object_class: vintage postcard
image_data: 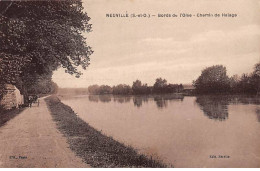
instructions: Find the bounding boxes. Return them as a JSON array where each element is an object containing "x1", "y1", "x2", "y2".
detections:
[{"x1": 0, "y1": 0, "x2": 260, "y2": 168}]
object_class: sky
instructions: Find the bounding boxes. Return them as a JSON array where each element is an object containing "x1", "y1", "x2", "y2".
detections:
[{"x1": 53, "y1": 0, "x2": 260, "y2": 88}]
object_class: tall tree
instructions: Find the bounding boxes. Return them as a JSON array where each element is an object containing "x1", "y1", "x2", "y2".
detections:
[
  {"x1": 252, "y1": 62, "x2": 260, "y2": 94},
  {"x1": 153, "y1": 78, "x2": 168, "y2": 93},
  {"x1": 193, "y1": 65, "x2": 230, "y2": 94},
  {"x1": 132, "y1": 80, "x2": 142, "y2": 94},
  {"x1": 254, "y1": 62, "x2": 260, "y2": 76},
  {"x1": 0, "y1": 0, "x2": 93, "y2": 95},
  {"x1": 132, "y1": 80, "x2": 151, "y2": 94}
]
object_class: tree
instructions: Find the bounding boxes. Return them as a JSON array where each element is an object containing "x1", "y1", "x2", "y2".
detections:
[
  {"x1": 88, "y1": 85, "x2": 112, "y2": 95},
  {"x1": 153, "y1": 78, "x2": 168, "y2": 93},
  {"x1": 88, "y1": 85, "x2": 100, "y2": 94},
  {"x1": 193, "y1": 65, "x2": 230, "y2": 94},
  {"x1": 232, "y1": 61, "x2": 260, "y2": 94},
  {"x1": 229, "y1": 75, "x2": 240, "y2": 93},
  {"x1": 0, "y1": 1, "x2": 93, "y2": 96},
  {"x1": 167, "y1": 84, "x2": 183, "y2": 93},
  {"x1": 26, "y1": 74, "x2": 58, "y2": 95},
  {"x1": 254, "y1": 62, "x2": 260, "y2": 76},
  {"x1": 112, "y1": 84, "x2": 132, "y2": 95},
  {"x1": 253, "y1": 62, "x2": 260, "y2": 94},
  {"x1": 132, "y1": 80, "x2": 151, "y2": 94},
  {"x1": 132, "y1": 80, "x2": 142, "y2": 94},
  {"x1": 99, "y1": 85, "x2": 112, "y2": 94}
]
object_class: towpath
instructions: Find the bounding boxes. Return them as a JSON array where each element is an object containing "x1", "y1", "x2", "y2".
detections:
[{"x1": 0, "y1": 96, "x2": 89, "y2": 168}]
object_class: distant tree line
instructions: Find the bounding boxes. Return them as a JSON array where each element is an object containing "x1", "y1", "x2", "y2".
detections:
[
  {"x1": 88, "y1": 61, "x2": 260, "y2": 96},
  {"x1": 193, "y1": 62, "x2": 260, "y2": 95},
  {"x1": 58, "y1": 88, "x2": 88, "y2": 95},
  {"x1": 88, "y1": 78, "x2": 184, "y2": 95}
]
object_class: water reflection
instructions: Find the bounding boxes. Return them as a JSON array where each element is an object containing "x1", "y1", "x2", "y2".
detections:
[
  {"x1": 89, "y1": 95, "x2": 131, "y2": 104},
  {"x1": 229, "y1": 96, "x2": 260, "y2": 105},
  {"x1": 195, "y1": 95, "x2": 260, "y2": 121},
  {"x1": 114, "y1": 96, "x2": 131, "y2": 103},
  {"x1": 195, "y1": 96, "x2": 229, "y2": 121},
  {"x1": 256, "y1": 107, "x2": 260, "y2": 122},
  {"x1": 88, "y1": 95, "x2": 112, "y2": 102},
  {"x1": 133, "y1": 96, "x2": 149, "y2": 107},
  {"x1": 88, "y1": 94, "x2": 184, "y2": 109},
  {"x1": 132, "y1": 94, "x2": 184, "y2": 108},
  {"x1": 229, "y1": 96, "x2": 260, "y2": 123},
  {"x1": 87, "y1": 94, "x2": 260, "y2": 122},
  {"x1": 88, "y1": 95, "x2": 99, "y2": 102},
  {"x1": 154, "y1": 96, "x2": 168, "y2": 109},
  {"x1": 154, "y1": 94, "x2": 184, "y2": 109},
  {"x1": 99, "y1": 95, "x2": 112, "y2": 103},
  {"x1": 63, "y1": 94, "x2": 260, "y2": 167}
]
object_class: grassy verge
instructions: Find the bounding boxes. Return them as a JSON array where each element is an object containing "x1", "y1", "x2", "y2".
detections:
[
  {"x1": 0, "y1": 107, "x2": 25, "y2": 127},
  {"x1": 45, "y1": 95, "x2": 167, "y2": 168}
]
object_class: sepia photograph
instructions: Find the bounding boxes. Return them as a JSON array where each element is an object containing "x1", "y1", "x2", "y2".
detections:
[{"x1": 0, "y1": 0, "x2": 260, "y2": 168}]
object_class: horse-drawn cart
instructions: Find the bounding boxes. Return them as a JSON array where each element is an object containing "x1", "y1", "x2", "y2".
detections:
[{"x1": 28, "y1": 95, "x2": 39, "y2": 107}]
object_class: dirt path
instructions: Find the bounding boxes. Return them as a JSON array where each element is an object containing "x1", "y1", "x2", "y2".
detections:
[{"x1": 0, "y1": 97, "x2": 90, "y2": 168}]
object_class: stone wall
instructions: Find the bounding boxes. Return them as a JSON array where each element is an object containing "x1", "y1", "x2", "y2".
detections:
[{"x1": 0, "y1": 84, "x2": 24, "y2": 110}]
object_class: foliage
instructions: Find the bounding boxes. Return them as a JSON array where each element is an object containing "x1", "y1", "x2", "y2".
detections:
[
  {"x1": 88, "y1": 84, "x2": 133, "y2": 95},
  {"x1": 88, "y1": 78, "x2": 183, "y2": 95},
  {"x1": 254, "y1": 62, "x2": 260, "y2": 76},
  {"x1": 112, "y1": 84, "x2": 132, "y2": 95},
  {"x1": 193, "y1": 62, "x2": 260, "y2": 95},
  {"x1": 153, "y1": 78, "x2": 168, "y2": 93},
  {"x1": 193, "y1": 65, "x2": 230, "y2": 94},
  {"x1": 88, "y1": 85, "x2": 100, "y2": 94},
  {"x1": 88, "y1": 85, "x2": 112, "y2": 95},
  {"x1": 0, "y1": 0, "x2": 93, "y2": 97},
  {"x1": 167, "y1": 84, "x2": 184, "y2": 93},
  {"x1": 132, "y1": 80, "x2": 151, "y2": 94},
  {"x1": 26, "y1": 75, "x2": 59, "y2": 95},
  {"x1": 99, "y1": 85, "x2": 112, "y2": 94}
]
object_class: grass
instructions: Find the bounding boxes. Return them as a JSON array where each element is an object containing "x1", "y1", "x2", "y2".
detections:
[
  {"x1": 0, "y1": 106, "x2": 25, "y2": 127},
  {"x1": 45, "y1": 95, "x2": 167, "y2": 168}
]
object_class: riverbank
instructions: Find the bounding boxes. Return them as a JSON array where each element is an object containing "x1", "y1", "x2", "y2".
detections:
[
  {"x1": 0, "y1": 97, "x2": 88, "y2": 167},
  {"x1": 45, "y1": 95, "x2": 167, "y2": 168}
]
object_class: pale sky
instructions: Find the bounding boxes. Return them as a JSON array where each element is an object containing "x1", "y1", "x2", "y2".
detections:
[{"x1": 53, "y1": 0, "x2": 260, "y2": 88}]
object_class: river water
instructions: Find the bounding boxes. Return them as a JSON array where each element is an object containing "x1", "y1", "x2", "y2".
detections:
[{"x1": 61, "y1": 94, "x2": 260, "y2": 167}]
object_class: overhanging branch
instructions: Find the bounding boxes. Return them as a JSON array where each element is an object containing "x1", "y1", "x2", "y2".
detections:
[{"x1": 1, "y1": 1, "x2": 13, "y2": 15}]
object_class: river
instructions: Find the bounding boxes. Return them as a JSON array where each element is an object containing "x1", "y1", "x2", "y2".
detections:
[{"x1": 60, "y1": 94, "x2": 260, "y2": 167}]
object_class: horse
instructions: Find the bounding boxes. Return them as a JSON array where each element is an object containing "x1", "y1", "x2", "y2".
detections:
[{"x1": 28, "y1": 95, "x2": 39, "y2": 107}]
